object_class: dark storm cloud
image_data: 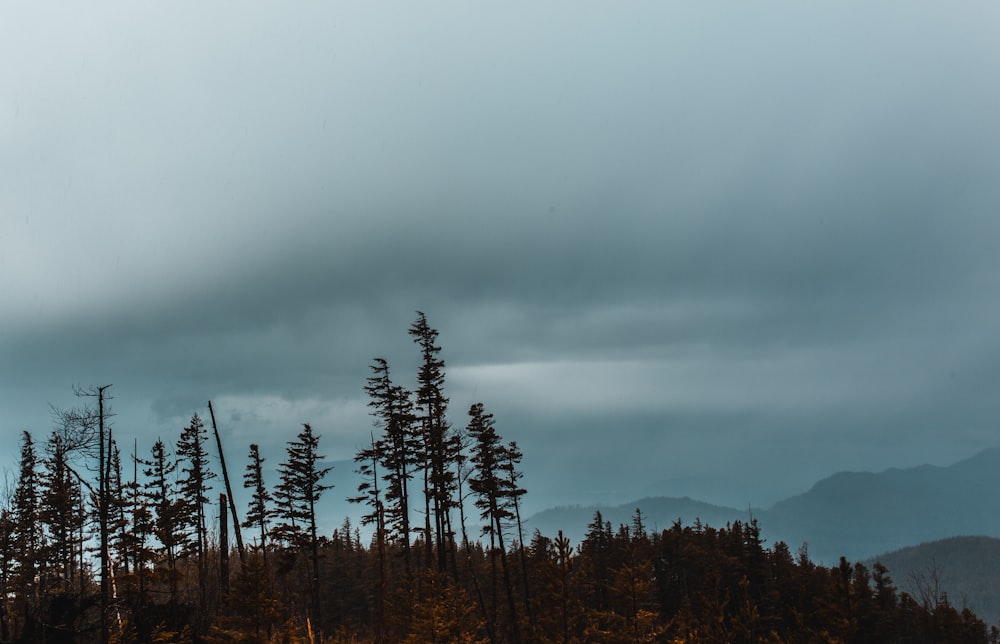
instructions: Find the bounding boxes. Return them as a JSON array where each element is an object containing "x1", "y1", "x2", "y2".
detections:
[{"x1": 3, "y1": 2, "x2": 1000, "y2": 512}]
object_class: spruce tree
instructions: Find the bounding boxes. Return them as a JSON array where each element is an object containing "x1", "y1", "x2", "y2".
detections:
[
  {"x1": 242, "y1": 443, "x2": 272, "y2": 563},
  {"x1": 276, "y1": 423, "x2": 333, "y2": 634},
  {"x1": 467, "y1": 402, "x2": 521, "y2": 642},
  {"x1": 121, "y1": 441, "x2": 155, "y2": 612},
  {"x1": 176, "y1": 413, "x2": 216, "y2": 607},
  {"x1": 143, "y1": 438, "x2": 185, "y2": 609},
  {"x1": 363, "y1": 358, "x2": 419, "y2": 573},
  {"x1": 0, "y1": 500, "x2": 14, "y2": 642},
  {"x1": 39, "y1": 432, "x2": 85, "y2": 594},
  {"x1": 409, "y1": 312, "x2": 459, "y2": 572},
  {"x1": 349, "y1": 432, "x2": 387, "y2": 639},
  {"x1": 11, "y1": 432, "x2": 41, "y2": 627}
]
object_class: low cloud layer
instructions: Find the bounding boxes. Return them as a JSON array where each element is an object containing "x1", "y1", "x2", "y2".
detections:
[{"x1": 3, "y1": 2, "x2": 1000, "y2": 515}]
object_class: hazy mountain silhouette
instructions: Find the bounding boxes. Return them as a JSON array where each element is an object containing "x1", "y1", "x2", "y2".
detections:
[
  {"x1": 869, "y1": 536, "x2": 1000, "y2": 628},
  {"x1": 526, "y1": 448, "x2": 1000, "y2": 565},
  {"x1": 763, "y1": 448, "x2": 1000, "y2": 562},
  {"x1": 525, "y1": 496, "x2": 749, "y2": 544}
]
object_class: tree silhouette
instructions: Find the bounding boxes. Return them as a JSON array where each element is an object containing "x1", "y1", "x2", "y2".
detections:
[
  {"x1": 276, "y1": 423, "x2": 332, "y2": 635},
  {"x1": 467, "y1": 402, "x2": 521, "y2": 642},
  {"x1": 242, "y1": 443, "x2": 272, "y2": 565},
  {"x1": 409, "y1": 312, "x2": 459, "y2": 573},
  {"x1": 176, "y1": 413, "x2": 216, "y2": 610}
]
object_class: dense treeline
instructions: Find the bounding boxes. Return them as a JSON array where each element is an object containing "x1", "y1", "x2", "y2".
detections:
[{"x1": 1, "y1": 313, "x2": 996, "y2": 643}]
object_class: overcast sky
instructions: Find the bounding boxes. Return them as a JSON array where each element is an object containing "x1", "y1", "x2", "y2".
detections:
[{"x1": 3, "y1": 2, "x2": 1000, "y2": 518}]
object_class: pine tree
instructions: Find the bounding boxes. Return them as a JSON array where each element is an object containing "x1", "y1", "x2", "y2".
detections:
[
  {"x1": 107, "y1": 441, "x2": 130, "y2": 577},
  {"x1": 502, "y1": 441, "x2": 531, "y2": 627},
  {"x1": 467, "y1": 403, "x2": 521, "y2": 642},
  {"x1": 143, "y1": 439, "x2": 186, "y2": 609},
  {"x1": 276, "y1": 423, "x2": 333, "y2": 634},
  {"x1": 121, "y1": 441, "x2": 156, "y2": 614},
  {"x1": 0, "y1": 498, "x2": 14, "y2": 642},
  {"x1": 39, "y1": 432, "x2": 86, "y2": 594},
  {"x1": 176, "y1": 413, "x2": 216, "y2": 608},
  {"x1": 242, "y1": 443, "x2": 272, "y2": 563},
  {"x1": 363, "y1": 358, "x2": 420, "y2": 575},
  {"x1": 409, "y1": 312, "x2": 459, "y2": 573},
  {"x1": 11, "y1": 431, "x2": 42, "y2": 629}
]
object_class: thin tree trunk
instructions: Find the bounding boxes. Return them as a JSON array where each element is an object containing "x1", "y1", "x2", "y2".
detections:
[
  {"x1": 209, "y1": 401, "x2": 246, "y2": 565},
  {"x1": 494, "y1": 514, "x2": 521, "y2": 643},
  {"x1": 309, "y1": 493, "x2": 322, "y2": 637},
  {"x1": 458, "y1": 478, "x2": 496, "y2": 644},
  {"x1": 512, "y1": 491, "x2": 532, "y2": 625},
  {"x1": 98, "y1": 385, "x2": 110, "y2": 644},
  {"x1": 220, "y1": 494, "x2": 229, "y2": 595}
]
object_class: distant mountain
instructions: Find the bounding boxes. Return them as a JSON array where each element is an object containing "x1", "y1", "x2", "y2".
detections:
[
  {"x1": 761, "y1": 448, "x2": 1000, "y2": 563},
  {"x1": 525, "y1": 448, "x2": 1000, "y2": 566},
  {"x1": 525, "y1": 496, "x2": 750, "y2": 547},
  {"x1": 868, "y1": 536, "x2": 1000, "y2": 628}
]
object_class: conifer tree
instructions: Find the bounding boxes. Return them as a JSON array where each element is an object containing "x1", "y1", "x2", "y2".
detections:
[
  {"x1": 467, "y1": 402, "x2": 521, "y2": 642},
  {"x1": 143, "y1": 438, "x2": 185, "y2": 608},
  {"x1": 11, "y1": 432, "x2": 41, "y2": 624},
  {"x1": 242, "y1": 443, "x2": 272, "y2": 563},
  {"x1": 107, "y1": 441, "x2": 130, "y2": 577},
  {"x1": 409, "y1": 312, "x2": 459, "y2": 572},
  {"x1": 39, "y1": 432, "x2": 86, "y2": 594},
  {"x1": 176, "y1": 413, "x2": 216, "y2": 606},
  {"x1": 121, "y1": 441, "x2": 156, "y2": 612},
  {"x1": 276, "y1": 423, "x2": 333, "y2": 634},
  {"x1": 350, "y1": 432, "x2": 388, "y2": 640},
  {"x1": 502, "y1": 440, "x2": 531, "y2": 626},
  {"x1": 0, "y1": 498, "x2": 14, "y2": 642},
  {"x1": 363, "y1": 358, "x2": 419, "y2": 573}
]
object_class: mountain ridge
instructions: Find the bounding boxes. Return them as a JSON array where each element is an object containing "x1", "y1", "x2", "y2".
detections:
[
  {"x1": 526, "y1": 447, "x2": 1000, "y2": 564},
  {"x1": 867, "y1": 535, "x2": 1000, "y2": 627}
]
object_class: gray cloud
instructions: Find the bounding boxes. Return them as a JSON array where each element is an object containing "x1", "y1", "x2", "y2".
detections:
[{"x1": 3, "y1": 2, "x2": 1000, "y2": 517}]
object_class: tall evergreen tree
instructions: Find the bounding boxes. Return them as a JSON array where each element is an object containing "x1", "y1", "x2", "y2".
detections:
[
  {"x1": 121, "y1": 441, "x2": 155, "y2": 613},
  {"x1": 0, "y1": 498, "x2": 14, "y2": 642},
  {"x1": 39, "y1": 432, "x2": 86, "y2": 594},
  {"x1": 242, "y1": 443, "x2": 272, "y2": 563},
  {"x1": 364, "y1": 358, "x2": 419, "y2": 574},
  {"x1": 276, "y1": 423, "x2": 333, "y2": 634},
  {"x1": 176, "y1": 413, "x2": 216, "y2": 606},
  {"x1": 11, "y1": 432, "x2": 42, "y2": 625},
  {"x1": 503, "y1": 440, "x2": 531, "y2": 626},
  {"x1": 349, "y1": 432, "x2": 387, "y2": 640},
  {"x1": 467, "y1": 402, "x2": 521, "y2": 642},
  {"x1": 409, "y1": 312, "x2": 459, "y2": 572},
  {"x1": 143, "y1": 438, "x2": 185, "y2": 608},
  {"x1": 107, "y1": 441, "x2": 130, "y2": 577}
]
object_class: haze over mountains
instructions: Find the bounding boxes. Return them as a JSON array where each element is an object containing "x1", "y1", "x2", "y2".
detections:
[
  {"x1": 524, "y1": 448, "x2": 1000, "y2": 565},
  {"x1": 868, "y1": 536, "x2": 1000, "y2": 629}
]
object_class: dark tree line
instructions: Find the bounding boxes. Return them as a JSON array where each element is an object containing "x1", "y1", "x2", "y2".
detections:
[{"x1": 2, "y1": 312, "x2": 997, "y2": 643}]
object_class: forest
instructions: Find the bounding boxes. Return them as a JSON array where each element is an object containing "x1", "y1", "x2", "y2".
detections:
[{"x1": 1, "y1": 313, "x2": 996, "y2": 643}]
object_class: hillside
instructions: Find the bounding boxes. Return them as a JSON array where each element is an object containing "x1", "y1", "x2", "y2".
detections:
[
  {"x1": 762, "y1": 448, "x2": 1000, "y2": 562},
  {"x1": 870, "y1": 536, "x2": 1000, "y2": 628},
  {"x1": 525, "y1": 448, "x2": 1000, "y2": 565}
]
